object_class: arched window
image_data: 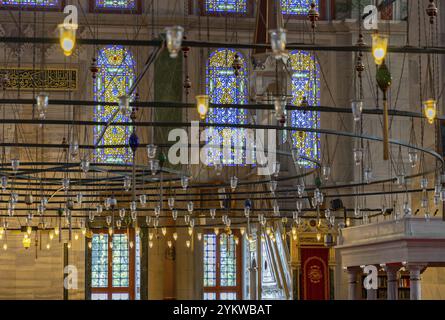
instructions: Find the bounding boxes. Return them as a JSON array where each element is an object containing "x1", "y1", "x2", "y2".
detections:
[
  {"x1": 206, "y1": 48, "x2": 248, "y2": 165},
  {"x1": 94, "y1": 45, "x2": 135, "y2": 164},
  {"x1": 1, "y1": 0, "x2": 62, "y2": 9},
  {"x1": 204, "y1": 0, "x2": 247, "y2": 14},
  {"x1": 289, "y1": 50, "x2": 320, "y2": 168},
  {"x1": 281, "y1": 0, "x2": 319, "y2": 15}
]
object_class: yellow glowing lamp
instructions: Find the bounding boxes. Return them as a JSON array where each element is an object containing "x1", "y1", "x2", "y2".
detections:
[
  {"x1": 316, "y1": 233, "x2": 322, "y2": 242},
  {"x1": 196, "y1": 95, "x2": 209, "y2": 120},
  {"x1": 188, "y1": 227, "x2": 193, "y2": 236},
  {"x1": 3, "y1": 243, "x2": 7, "y2": 250},
  {"x1": 26, "y1": 226, "x2": 32, "y2": 235},
  {"x1": 186, "y1": 240, "x2": 191, "y2": 248},
  {"x1": 372, "y1": 33, "x2": 388, "y2": 65},
  {"x1": 22, "y1": 235, "x2": 31, "y2": 249},
  {"x1": 423, "y1": 99, "x2": 437, "y2": 124},
  {"x1": 197, "y1": 233, "x2": 202, "y2": 241},
  {"x1": 240, "y1": 227, "x2": 245, "y2": 236},
  {"x1": 54, "y1": 227, "x2": 60, "y2": 236},
  {"x1": 173, "y1": 232, "x2": 178, "y2": 241},
  {"x1": 214, "y1": 228, "x2": 219, "y2": 236},
  {"x1": 167, "y1": 240, "x2": 172, "y2": 248},
  {"x1": 149, "y1": 241, "x2": 154, "y2": 248},
  {"x1": 162, "y1": 227, "x2": 167, "y2": 236},
  {"x1": 58, "y1": 23, "x2": 78, "y2": 57}
]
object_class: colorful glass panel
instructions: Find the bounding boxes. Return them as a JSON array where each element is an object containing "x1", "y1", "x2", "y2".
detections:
[
  {"x1": 281, "y1": 0, "x2": 318, "y2": 15},
  {"x1": 94, "y1": 46, "x2": 135, "y2": 164},
  {"x1": 112, "y1": 234, "x2": 129, "y2": 287},
  {"x1": 219, "y1": 234, "x2": 236, "y2": 287},
  {"x1": 289, "y1": 50, "x2": 320, "y2": 168},
  {"x1": 205, "y1": 0, "x2": 247, "y2": 14},
  {"x1": 1, "y1": 0, "x2": 61, "y2": 7},
  {"x1": 94, "y1": 0, "x2": 136, "y2": 10},
  {"x1": 91, "y1": 234, "x2": 109, "y2": 288},
  {"x1": 204, "y1": 234, "x2": 217, "y2": 287},
  {"x1": 206, "y1": 49, "x2": 248, "y2": 165}
]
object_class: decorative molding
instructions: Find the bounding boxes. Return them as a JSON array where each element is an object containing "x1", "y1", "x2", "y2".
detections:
[{"x1": 0, "y1": 67, "x2": 77, "y2": 91}]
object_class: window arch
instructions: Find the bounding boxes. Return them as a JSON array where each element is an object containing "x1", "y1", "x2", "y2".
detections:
[
  {"x1": 206, "y1": 48, "x2": 248, "y2": 165},
  {"x1": 94, "y1": 45, "x2": 135, "y2": 164},
  {"x1": 281, "y1": 0, "x2": 319, "y2": 16},
  {"x1": 289, "y1": 50, "x2": 320, "y2": 168}
]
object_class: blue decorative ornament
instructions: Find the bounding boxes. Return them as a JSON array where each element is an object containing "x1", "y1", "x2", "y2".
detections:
[{"x1": 129, "y1": 132, "x2": 139, "y2": 153}]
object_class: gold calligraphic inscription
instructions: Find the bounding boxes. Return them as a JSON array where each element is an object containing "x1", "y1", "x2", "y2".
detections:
[
  {"x1": 308, "y1": 265, "x2": 323, "y2": 284},
  {"x1": 0, "y1": 67, "x2": 77, "y2": 91}
]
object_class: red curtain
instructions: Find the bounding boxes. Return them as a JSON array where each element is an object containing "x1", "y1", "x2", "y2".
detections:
[{"x1": 301, "y1": 247, "x2": 330, "y2": 300}]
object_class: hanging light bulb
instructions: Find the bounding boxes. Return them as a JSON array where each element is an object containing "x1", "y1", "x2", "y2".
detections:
[
  {"x1": 130, "y1": 200, "x2": 137, "y2": 213},
  {"x1": 351, "y1": 100, "x2": 363, "y2": 122},
  {"x1": 62, "y1": 178, "x2": 70, "y2": 192},
  {"x1": 364, "y1": 168, "x2": 373, "y2": 184},
  {"x1": 172, "y1": 209, "x2": 178, "y2": 220},
  {"x1": 297, "y1": 184, "x2": 305, "y2": 198},
  {"x1": 149, "y1": 241, "x2": 154, "y2": 248},
  {"x1": 149, "y1": 160, "x2": 160, "y2": 174},
  {"x1": 74, "y1": 233, "x2": 79, "y2": 241},
  {"x1": 118, "y1": 95, "x2": 131, "y2": 117},
  {"x1": 423, "y1": 99, "x2": 437, "y2": 124},
  {"x1": 272, "y1": 162, "x2": 281, "y2": 177},
  {"x1": 96, "y1": 204, "x2": 103, "y2": 215},
  {"x1": 36, "y1": 92, "x2": 49, "y2": 119},
  {"x1": 146, "y1": 144, "x2": 157, "y2": 159},
  {"x1": 210, "y1": 208, "x2": 216, "y2": 219},
  {"x1": 106, "y1": 215, "x2": 112, "y2": 225},
  {"x1": 214, "y1": 228, "x2": 219, "y2": 236},
  {"x1": 167, "y1": 240, "x2": 172, "y2": 249},
  {"x1": 58, "y1": 22, "x2": 78, "y2": 56},
  {"x1": 186, "y1": 240, "x2": 191, "y2": 248},
  {"x1": 165, "y1": 26, "x2": 184, "y2": 58},
  {"x1": 2, "y1": 243, "x2": 7, "y2": 250},
  {"x1": 168, "y1": 197, "x2": 175, "y2": 209},
  {"x1": 188, "y1": 227, "x2": 193, "y2": 236},
  {"x1": 76, "y1": 193, "x2": 83, "y2": 205},
  {"x1": 371, "y1": 32, "x2": 388, "y2": 65},
  {"x1": 184, "y1": 214, "x2": 190, "y2": 225},
  {"x1": 187, "y1": 201, "x2": 194, "y2": 213},
  {"x1": 162, "y1": 227, "x2": 167, "y2": 236},
  {"x1": 420, "y1": 177, "x2": 428, "y2": 190},
  {"x1": 322, "y1": 165, "x2": 331, "y2": 181},
  {"x1": 108, "y1": 226, "x2": 113, "y2": 236},
  {"x1": 139, "y1": 194, "x2": 147, "y2": 206},
  {"x1": 421, "y1": 197, "x2": 428, "y2": 208},
  {"x1": 197, "y1": 233, "x2": 202, "y2": 241},
  {"x1": 154, "y1": 205, "x2": 161, "y2": 217},
  {"x1": 69, "y1": 138, "x2": 79, "y2": 159},
  {"x1": 81, "y1": 227, "x2": 86, "y2": 236},
  {"x1": 173, "y1": 232, "x2": 178, "y2": 241},
  {"x1": 181, "y1": 176, "x2": 189, "y2": 190},
  {"x1": 54, "y1": 226, "x2": 60, "y2": 236},
  {"x1": 11, "y1": 159, "x2": 19, "y2": 173},
  {"x1": 230, "y1": 176, "x2": 238, "y2": 190},
  {"x1": 131, "y1": 211, "x2": 137, "y2": 221},
  {"x1": 316, "y1": 233, "x2": 322, "y2": 242},
  {"x1": 196, "y1": 95, "x2": 209, "y2": 120},
  {"x1": 353, "y1": 148, "x2": 363, "y2": 166},
  {"x1": 80, "y1": 158, "x2": 90, "y2": 174},
  {"x1": 269, "y1": 28, "x2": 287, "y2": 59},
  {"x1": 1, "y1": 176, "x2": 7, "y2": 191},
  {"x1": 22, "y1": 235, "x2": 31, "y2": 249},
  {"x1": 269, "y1": 180, "x2": 278, "y2": 193},
  {"x1": 240, "y1": 227, "x2": 245, "y2": 236},
  {"x1": 145, "y1": 216, "x2": 151, "y2": 226},
  {"x1": 119, "y1": 208, "x2": 126, "y2": 220},
  {"x1": 408, "y1": 150, "x2": 418, "y2": 168},
  {"x1": 123, "y1": 176, "x2": 131, "y2": 192}
]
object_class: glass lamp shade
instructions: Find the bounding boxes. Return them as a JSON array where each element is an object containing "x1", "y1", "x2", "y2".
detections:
[
  {"x1": 364, "y1": 168, "x2": 373, "y2": 183},
  {"x1": 130, "y1": 201, "x2": 137, "y2": 213},
  {"x1": 123, "y1": 177, "x2": 131, "y2": 191},
  {"x1": 165, "y1": 26, "x2": 184, "y2": 58},
  {"x1": 230, "y1": 176, "x2": 239, "y2": 190},
  {"x1": 351, "y1": 100, "x2": 363, "y2": 122},
  {"x1": 80, "y1": 158, "x2": 90, "y2": 173},
  {"x1": 11, "y1": 159, "x2": 20, "y2": 173},
  {"x1": 353, "y1": 148, "x2": 363, "y2": 166},
  {"x1": 209, "y1": 208, "x2": 216, "y2": 219},
  {"x1": 297, "y1": 184, "x2": 305, "y2": 198},
  {"x1": 423, "y1": 99, "x2": 437, "y2": 124},
  {"x1": 196, "y1": 95, "x2": 209, "y2": 120},
  {"x1": 168, "y1": 197, "x2": 175, "y2": 209},
  {"x1": 139, "y1": 194, "x2": 147, "y2": 206},
  {"x1": 119, "y1": 208, "x2": 126, "y2": 219},
  {"x1": 273, "y1": 96, "x2": 286, "y2": 120},
  {"x1": 172, "y1": 209, "x2": 178, "y2": 221},
  {"x1": 269, "y1": 180, "x2": 278, "y2": 193},
  {"x1": 146, "y1": 144, "x2": 157, "y2": 159},
  {"x1": 181, "y1": 176, "x2": 189, "y2": 190},
  {"x1": 408, "y1": 150, "x2": 418, "y2": 167},
  {"x1": 119, "y1": 95, "x2": 131, "y2": 117},
  {"x1": 58, "y1": 23, "x2": 78, "y2": 56},
  {"x1": 371, "y1": 33, "x2": 388, "y2": 65},
  {"x1": 149, "y1": 160, "x2": 160, "y2": 174},
  {"x1": 420, "y1": 177, "x2": 428, "y2": 190},
  {"x1": 1, "y1": 176, "x2": 7, "y2": 191},
  {"x1": 69, "y1": 139, "x2": 79, "y2": 159},
  {"x1": 322, "y1": 165, "x2": 331, "y2": 180},
  {"x1": 62, "y1": 178, "x2": 70, "y2": 192},
  {"x1": 269, "y1": 28, "x2": 287, "y2": 59},
  {"x1": 187, "y1": 201, "x2": 194, "y2": 213},
  {"x1": 36, "y1": 92, "x2": 49, "y2": 118}
]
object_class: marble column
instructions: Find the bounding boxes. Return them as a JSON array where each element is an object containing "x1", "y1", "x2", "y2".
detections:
[
  {"x1": 346, "y1": 267, "x2": 361, "y2": 300},
  {"x1": 385, "y1": 265, "x2": 399, "y2": 300},
  {"x1": 407, "y1": 264, "x2": 426, "y2": 300}
]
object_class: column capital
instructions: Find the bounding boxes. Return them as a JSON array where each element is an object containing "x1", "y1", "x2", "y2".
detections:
[{"x1": 405, "y1": 263, "x2": 428, "y2": 273}]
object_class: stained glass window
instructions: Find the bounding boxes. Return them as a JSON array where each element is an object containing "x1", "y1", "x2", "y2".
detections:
[
  {"x1": 289, "y1": 50, "x2": 320, "y2": 168},
  {"x1": 205, "y1": 49, "x2": 248, "y2": 165},
  {"x1": 90, "y1": 231, "x2": 139, "y2": 300},
  {"x1": 203, "y1": 232, "x2": 240, "y2": 299},
  {"x1": 205, "y1": 0, "x2": 247, "y2": 14},
  {"x1": 1, "y1": 0, "x2": 61, "y2": 8},
  {"x1": 94, "y1": 0, "x2": 137, "y2": 10},
  {"x1": 92, "y1": 234, "x2": 109, "y2": 288},
  {"x1": 94, "y1": 46, "x2": 135, "y2": 164},
  {"x1": 281, "y1": 0, "x2": 319, "y2": 15}
]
